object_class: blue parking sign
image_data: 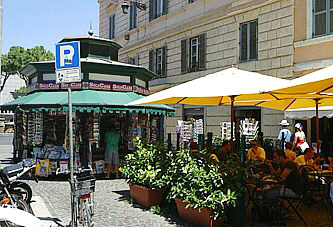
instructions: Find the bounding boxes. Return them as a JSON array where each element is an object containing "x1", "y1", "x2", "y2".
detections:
[{"x1": 55, "y1": 41, "x2": 80, "y2": 70}]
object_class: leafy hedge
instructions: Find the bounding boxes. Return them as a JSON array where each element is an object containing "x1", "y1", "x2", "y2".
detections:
[
  {"x1": 121, "y1": 139, "x2": 243, "y2": 219},
  {"x1": 120, "y1": 139, "x2": 169, "y2": 188},
  {"x1": 166, "y1": 149, "x2": 241, "y2": 219}
]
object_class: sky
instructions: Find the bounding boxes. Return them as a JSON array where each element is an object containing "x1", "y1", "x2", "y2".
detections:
[{"x1": 2, "y1": 0, "x2": 100, "y2": 54}]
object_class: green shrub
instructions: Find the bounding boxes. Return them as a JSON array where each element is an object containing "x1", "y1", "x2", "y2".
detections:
[
  {"x1": 120, "y1": 138, "x2": 169, "y2": 188},
  {"x1": 166, "y1": 149, "x2": 242, "y2": 219}
]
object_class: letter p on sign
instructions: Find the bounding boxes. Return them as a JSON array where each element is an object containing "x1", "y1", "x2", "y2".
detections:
[{"x1": 55, "y1": 41, "x2": 80, "y2": 70}]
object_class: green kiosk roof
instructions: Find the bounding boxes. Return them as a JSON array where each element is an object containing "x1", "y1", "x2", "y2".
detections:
[{"x1": 0, "y1": 90, "x2": 175, "y2": 115}]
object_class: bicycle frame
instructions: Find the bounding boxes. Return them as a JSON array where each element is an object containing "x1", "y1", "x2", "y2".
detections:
[{"x1": 57, "y1": 166, "x2": 95, "y2": 227}]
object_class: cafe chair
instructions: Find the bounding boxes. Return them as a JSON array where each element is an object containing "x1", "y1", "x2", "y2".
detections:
[
  {"x1": 251, "y1": 173, "x2": 286, "y2": 226},
  {"x1": 300, "y1": 165, "x2": 329, "y2": 212}
]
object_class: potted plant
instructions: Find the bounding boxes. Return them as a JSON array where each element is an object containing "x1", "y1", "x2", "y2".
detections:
[
  {"x1": 167, "y1": 149, "x2": 241, "y2": 227},
  {"x1": 121, "y1": 138, "x2": 169, "y2": 208}
]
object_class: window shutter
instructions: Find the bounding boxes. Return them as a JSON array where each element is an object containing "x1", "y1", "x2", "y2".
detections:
[
  {"x1": 181, "y1": 39, "x2": 188, "y2": 74},
  {"x1": 240, "y1": 23, "x2": 248, "y2": 62},
  {"x1": 149, "y1": 0, "x2": 155, "y2": 21},
  {"x1": 109, "y1": 15, "x2": 115, "y2": 39},
  {"x1": 249, "y1": 21, "x2": 258, "y2": 60},
  {"x1": 112, "y1": 15, "x2": 115, "y2": 38},
  {"x1": 149, "y1": 50, "x2": 155, "y2": 72},
  {"x1": 129, "y1": 4, "x2": 133, "y2": 30},
  {"x1": 163, "y1": 0, "x2": 168, "y2": 15},
  {"x1": 199, "y1": 33, "x2": 206, "y2": 70},
  {"x1": 162, "y1": 45, "x2": 167, "y2": 77}
]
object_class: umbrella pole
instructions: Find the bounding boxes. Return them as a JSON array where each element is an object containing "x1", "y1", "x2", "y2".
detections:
[
  {"x1": 231, "y1": 96, "x2": 235, "y2": 142},
  {"x1": 315, "y1": 99, "x2": 320, "y2": 153}
]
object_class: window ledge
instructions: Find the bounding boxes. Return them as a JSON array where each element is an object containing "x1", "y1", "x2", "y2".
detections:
[{"x1": 294, "y1": 34, "x2": 333, "y2": 48}]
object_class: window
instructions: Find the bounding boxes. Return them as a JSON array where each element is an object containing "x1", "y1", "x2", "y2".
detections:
[
  {"x1": 149, "y1": 46, "x2": 167, "y2": 77},
  {"x1": 109, "y1": 14, "x2": 115, "y2": 39},
  {"x1": 156, "y1": 48, "x2": 163, "y2": 76},
  {"x1": 128, "y1": 55, "x2": 139, "y2": 65},
  {"x1": 239, "y1": 20, "x2": 258, "y2": 62},
  {"x1": 129, "y1": 2, "x2": 137, "y2": 30},
  {"x1": 313, "y1": 0, "x2": 333, "y2": 36},
  {"x1": 149, "y1": 0, "x2": 168, "y2": 21},
  {"x1": 190, "y1": 37, "x2": 199, "y2": 69},
  {"x1": 189, "y1": 0, "x2": 197, "y2": 3},
  {"x1": 181, "y1": 34, "x2": 206, "y2": 73}
]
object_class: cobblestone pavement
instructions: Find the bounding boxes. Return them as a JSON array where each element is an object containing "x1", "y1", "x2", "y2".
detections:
[{"x1": 27, "y1": 179, "x2": 191, "y2": 227}]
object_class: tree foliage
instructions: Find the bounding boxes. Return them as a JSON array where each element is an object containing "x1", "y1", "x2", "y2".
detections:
[{"x1": 1, "y1": 46, "x2": 54, "y2": 92}]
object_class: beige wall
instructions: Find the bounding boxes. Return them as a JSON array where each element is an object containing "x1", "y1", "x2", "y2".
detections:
[
  {"x1": 295, "y1": 40, "x2": 333, "y2": 63},
  {"x1": 294, "y1": 0, "x2": 306, "y2": 42},
  {"x1": 99, "y1": 0, "x2": 294, "y2": 142}
]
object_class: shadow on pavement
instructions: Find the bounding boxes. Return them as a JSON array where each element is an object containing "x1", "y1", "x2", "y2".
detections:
[
  {"x1": 38, "y1": 216, "x2": 63, "y2": 226},
  {"x1": 113, "y1": 190, "x2": 194, "y2": 227}
]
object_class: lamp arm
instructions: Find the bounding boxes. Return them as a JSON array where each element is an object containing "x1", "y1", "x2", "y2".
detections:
[{"x1": 134, "y1": 1, "x2": 146, "y2": 10}]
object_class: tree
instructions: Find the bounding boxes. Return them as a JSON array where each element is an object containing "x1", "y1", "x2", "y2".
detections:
[{"x1": 1, "y1": 46, "x2": 54, "y2": 92}]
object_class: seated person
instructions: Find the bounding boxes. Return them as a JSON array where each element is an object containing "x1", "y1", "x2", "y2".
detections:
[
  {"x1": 266, "y1": 149, "x2": 303, "y2": 198},
  {"x1": 294, "y1": 147, "x2": 322, "y2": 168},
  {"x1": 216, "y1": 140, "x2": 231, "y2": 162},
  {"x1": 284, "y1": 142, "x2": 296, "y2": 161},
  {"x1": 246, "y1": 140, "x2": 266, "y2": 161}
]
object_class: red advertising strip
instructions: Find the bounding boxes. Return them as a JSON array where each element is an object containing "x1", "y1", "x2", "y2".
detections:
[
  {"x1": 89, "y1": 82, "x2": 111, "y2": 91},
  {"x1": 61, "y1": 83, "x2": 82, "y2": 90},
  {"x1": 133, "y1": 85, "x2": 150, "y2": 96},
  {"x1": 39, "y1": 82, "x2": 60, "y2": 90},
  {"x1": 112, "y1": 83, "x2": 133, "y2": 92}
]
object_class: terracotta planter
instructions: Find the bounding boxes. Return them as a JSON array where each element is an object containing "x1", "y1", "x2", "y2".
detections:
[
  {"x1": 129, "y1": 183, "x2": 166, "y2": 208},
  {"x1": 175, "y1": 199, "x2": 224, "y2": 227}
]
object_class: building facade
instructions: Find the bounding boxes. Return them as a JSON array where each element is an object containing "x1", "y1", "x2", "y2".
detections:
[{"x1": 99, "y1": 0, "x2": 332, "y2": 144}]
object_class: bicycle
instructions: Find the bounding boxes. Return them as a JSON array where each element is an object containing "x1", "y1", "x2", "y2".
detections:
[{"x1": 56, "y1": 166, "x2": 96, "y2": 227}]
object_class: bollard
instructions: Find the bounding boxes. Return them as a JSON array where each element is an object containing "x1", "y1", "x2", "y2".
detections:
[
  {"x1": 207, "y1": 132, "x2": 213, "y2": 146},
  {"x1": 228, "y1": 135, "x2": 246, "y2": 226},
  {"x1": 167, "y1": 133, "x2": 172, "y2": 151},
  {"x1": 176, "y1": 132, "x2": 180, "y2": 151},
  {"x1": 198, "y1": 134, "x2": 203, "y2": 151}
]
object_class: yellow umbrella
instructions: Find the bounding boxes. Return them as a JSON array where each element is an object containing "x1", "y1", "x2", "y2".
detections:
[
  {"x1": 254, "y1": 65, "x2": 333, "y2": 152},
  {"x1": 129, "y1": 67, "x2": 290, "y2": 140}
]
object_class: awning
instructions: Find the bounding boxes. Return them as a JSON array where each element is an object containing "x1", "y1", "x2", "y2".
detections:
[
  {"x1": 0, "y1": 90, "x2": 175, "y2": 115},
  {"x1": 285, "y1": 106, "x2": 333, "y2": 119}
]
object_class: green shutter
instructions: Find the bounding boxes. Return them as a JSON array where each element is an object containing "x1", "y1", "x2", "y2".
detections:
[
  {"x1": 181, "y1": 39, "x2": 188, "y2": 74},
  {"x1": 199, "y1": 33, "x2": 206, "y2": 70},
  {"x1": 162, "y1": 45, "x2": 167, "y2": 77}
]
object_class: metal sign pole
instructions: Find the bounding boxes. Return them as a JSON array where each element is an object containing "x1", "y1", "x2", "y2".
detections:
[{"x1": 68, "y1": 83, "x2": 75, "y2": 226}]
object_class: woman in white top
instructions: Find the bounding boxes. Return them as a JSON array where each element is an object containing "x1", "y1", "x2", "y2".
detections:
[{"x1": 294, "y1": 123, "x2": 306, "y2": 155}]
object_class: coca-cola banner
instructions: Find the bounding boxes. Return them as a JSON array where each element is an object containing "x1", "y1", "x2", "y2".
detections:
[
  {"x1": 39, "y1": 82, "x2": 60, "y2": 90},
  {"x1": 112, "y1": 83, "x2": 133, "y2": 92},
  {"x1": 29, "y1": 81, "x2": 150, "y2": 95},
  {"x1": 88, "y1": 82, "x2": 111, "y2": 91},
  {"x1": 133, "y1": 85, "x2": 150, "y2": 96},
  {"x1": 61, "y1": 83, "x2": 82, "y2": 90}
]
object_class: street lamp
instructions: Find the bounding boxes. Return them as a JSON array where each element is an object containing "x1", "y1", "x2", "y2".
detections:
[{"x1": 121, "y1": 0, "x2": 146, "y2": 14}]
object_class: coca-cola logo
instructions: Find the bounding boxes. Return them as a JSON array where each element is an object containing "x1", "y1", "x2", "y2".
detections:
[
  {"x1": 61, "y1": 83, "x2": 82, "y2": 90},
  {"x1": 133, "y1": 85, "x2": 149, "y2": 96},
  {"x1": 39, "y1": 83, "x2": 59, "y2": 90},
  {"x1": 112, "y1": 84, "x2": 133, "y2": 92},
  {"x1": 89, "y1": 82, "x2": 111, "y2": 91}
]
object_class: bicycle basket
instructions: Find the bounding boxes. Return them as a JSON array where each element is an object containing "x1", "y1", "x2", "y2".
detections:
[{"x1": 73, "y1": 175, "x2": 96, "y2": 196}]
